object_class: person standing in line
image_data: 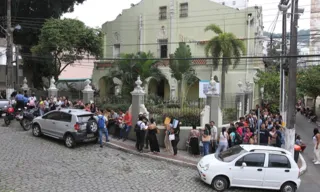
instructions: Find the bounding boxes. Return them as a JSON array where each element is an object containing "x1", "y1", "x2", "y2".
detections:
[
  {"x1": 135, "y1": 116, "x2": 148, "y2": 152},
  {"x1": 170, "y1": 122, "x2": 180, "y2": 156},
  {"x1": 313, "y1": 128, "x2": 320, "y2": 164},
  {"x1": 259, "y1": 124, "x2": 270, "y2": 146},
  {"x1": 147, "y1": 118, "x2": 160, "y2": 153},
  {"x1": 216, "y1": 127, "x2": 229, "y2": 156},
  {"x1": 188, "y1": 125, "x2": 200, "y2": 156},
  {"x1": 202, "y1": 124, "x2": 211, "y2": 156},
  {"x1": 210, "y1": 121, "x2": 217, "y2": 153},
  {"x1": 164, "y1": 124, "x2": 173, "y2": 153},
  {"x1": 95, "y1": 109, "x2": 109, "y2": 148},
  {"x1": 122, "y1": 111, "x2": 132, "y2": 141}
]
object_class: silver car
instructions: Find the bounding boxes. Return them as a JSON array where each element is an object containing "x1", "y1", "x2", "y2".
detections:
[{"x1": 32, "y1": 109, "x2": 98, "y2": 148}]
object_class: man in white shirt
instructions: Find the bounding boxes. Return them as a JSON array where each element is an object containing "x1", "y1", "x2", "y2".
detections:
[
  {"x1": 135, "y1": 116, "x2": 148, "y2": 152},
  {"x1": 210, "y1": 121, "x2": 218, "y2": 153}
]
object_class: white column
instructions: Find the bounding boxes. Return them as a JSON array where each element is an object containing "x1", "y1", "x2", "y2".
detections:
[
  {"x1": 139, "y1": 14, "x2": 143, "y2": 52},
  {"x1": 169, "y1": 0, "x2": 174, "y2": 54}
]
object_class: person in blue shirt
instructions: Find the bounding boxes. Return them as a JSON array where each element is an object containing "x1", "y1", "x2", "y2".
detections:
[{"x1": 15, "y1": 91, "x2": 25, "y2": 110}]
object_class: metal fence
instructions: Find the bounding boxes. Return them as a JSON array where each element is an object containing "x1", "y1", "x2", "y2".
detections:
[
  {"x1": 221, "y1": 93, "x2": 238, "y2": 124},
  {"x1": 146, "y1": 97, "x2": 205, "y2": 126}
]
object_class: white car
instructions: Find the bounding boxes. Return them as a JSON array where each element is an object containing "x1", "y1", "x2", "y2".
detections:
[{"x1": 197, "y1": 145, "x2": 301, "y2": 192}]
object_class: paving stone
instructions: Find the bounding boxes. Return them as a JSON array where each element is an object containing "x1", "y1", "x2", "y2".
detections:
[{"x1": 0, "y1": 124, "x2": 304, "y2": 192}]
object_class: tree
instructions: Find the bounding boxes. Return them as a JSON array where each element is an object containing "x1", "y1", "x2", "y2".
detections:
[
  {"x1": 254, "y1": 67, "x2": 280, "y2": 113},
  {"x1": 169, "y1": 42, "x2": 198, "y2": 105},
  {"x1": 108, "y1": 52, "x2": 164, "y2": 97},
  {"x1": 204, "y1": 24, "x2": 246, "y2": 108},
  {"x1": 297, "y1": 66, "x2": 320, "y2": 110},
  {"x1": 31, "y1": 18, "x2": 102, "y2": 81},
  {"x1": 0, "y1": 0, "x2": 87, "y2": 88}
]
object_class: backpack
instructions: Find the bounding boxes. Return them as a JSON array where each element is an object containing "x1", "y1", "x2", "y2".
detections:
[
  {"x1": 234, "y1": 132, "x2": 243, "y2": 145},
  {"x1": 134, "y1": 122, "x2": 142, "y2": 132},
  {"x1": 97, "y1": 116, "x2": 105, "y2": 129}
]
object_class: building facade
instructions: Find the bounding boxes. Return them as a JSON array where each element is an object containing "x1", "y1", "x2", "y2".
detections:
[
  {"x1": 0, "y1": 38, "x2": 23, "y2": 91},
  {"x1": 92, "y1": 0, "x2": 264, "y2": 104}
]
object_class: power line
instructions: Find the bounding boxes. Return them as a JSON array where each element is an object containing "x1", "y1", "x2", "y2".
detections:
[
  {"x1": 4, "y1": 1, "x2": 313, "y2": 24},
  {"x1": 11, "y1": 33, "x2": 317, "y2": 48},
  {"x1": 19, "y1": 53, "x2": 320, "y2": 61}
]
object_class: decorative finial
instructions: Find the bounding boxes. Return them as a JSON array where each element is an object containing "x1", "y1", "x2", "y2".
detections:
[
  {"x1": 83, "y1": 79, "x2": 93, "y2": 91},
  {"x1": 49, "y1": 77, "x2": 57, "y2": 89},
  {"x1": 135, "y1": 76, "x2": 142, "y2": 89}
]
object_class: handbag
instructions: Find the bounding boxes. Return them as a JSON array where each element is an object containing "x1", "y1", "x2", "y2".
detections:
[{"x1": 169, "y1": 134, "x2": 175, "y2": 141}]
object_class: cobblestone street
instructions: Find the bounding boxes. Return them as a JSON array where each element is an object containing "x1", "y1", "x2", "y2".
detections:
[{"x1": 0, "y1": 124, "x2": 310, "y2": 192}]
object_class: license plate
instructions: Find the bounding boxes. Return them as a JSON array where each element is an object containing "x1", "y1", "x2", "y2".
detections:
[
  {"x1": 87, "y1": 134, "x2": 94, "y2": 138},
  {"x1": 1, "y1": 114, "x2": 5, "y2": 117}
]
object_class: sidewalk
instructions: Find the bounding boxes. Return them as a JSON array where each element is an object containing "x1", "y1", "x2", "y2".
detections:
[
  {"x1": 104, "y1": 137, "x2": 306, "y2": 171},
  {"x1": 104, "y1": 137, "x2": 201, "y2": 168}
]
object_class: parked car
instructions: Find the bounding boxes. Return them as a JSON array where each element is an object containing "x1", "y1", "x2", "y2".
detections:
[
  {"x1": 32, "y1": 109, "x2": 98, "y2": 148},
  {"x1": 197, "y1": 145, "x2": 301, "y2": 192},
  {"x1": 0, "y1": 99, "x2": 10, "y2": 116}
]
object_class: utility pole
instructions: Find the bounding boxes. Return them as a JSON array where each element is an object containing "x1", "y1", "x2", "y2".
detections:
[
  {"x1": 6, "y1": 0, "x2": 14, "y2": 99},
  {"x1": 286, "y1": 0, "x2": 299, "y2": 154},
  {"x1": 279, "y1": 0, "x2": 289, "y2": 118}
]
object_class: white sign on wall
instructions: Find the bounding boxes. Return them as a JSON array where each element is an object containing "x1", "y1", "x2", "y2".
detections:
[{"x1": 199, "y1": 80, "x2": 220, "y2": 98}]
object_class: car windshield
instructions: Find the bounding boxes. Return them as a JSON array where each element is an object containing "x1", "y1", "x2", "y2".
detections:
[
  {"x1": 77, "y1": 114, "x2": 93, "y2": 123},
  {"x1": 216, "y1": 145, "x2": 247, "y2": 162}
]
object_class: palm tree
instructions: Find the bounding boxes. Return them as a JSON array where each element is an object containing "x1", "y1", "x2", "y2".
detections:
[
  {"x1": 204, "y1": 24, "x2": 246, "y2": 108},
  {"x1": 108, "y1": 51, "x2": 164, "y2": 97}
]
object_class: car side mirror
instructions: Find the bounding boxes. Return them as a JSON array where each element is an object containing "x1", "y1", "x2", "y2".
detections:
[{"x1": 241, "y1": 162, "x2": 247, "y2": 167}]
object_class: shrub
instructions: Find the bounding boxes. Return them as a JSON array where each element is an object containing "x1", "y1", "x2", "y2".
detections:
[{"x1": 149, "y1": 107, "x2": 201, "y2": 126}]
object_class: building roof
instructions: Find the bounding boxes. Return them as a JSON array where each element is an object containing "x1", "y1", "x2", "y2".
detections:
[{"x1": 59, "y1": 59, "x2": 95, "y2": 81}]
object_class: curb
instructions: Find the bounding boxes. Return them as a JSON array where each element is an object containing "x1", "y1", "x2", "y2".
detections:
[
  {"x1": 299, "y1": 153, "x2": 307, "y2": 176},
  {"x1": 105, "y1": 141, "x2": 197, "y2": 169}
]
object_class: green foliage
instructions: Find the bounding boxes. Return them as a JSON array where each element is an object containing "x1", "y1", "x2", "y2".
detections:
[
  {"x1": 108, "y1": 52, "x2": 164, "y2": 96},
  {"x1": 0, "y1": 0, "x2": 87, "y2": 88},
  {"x1": 254, "y1": 67, "x2": 280, "y2": 106},
  {"x1": 204, "y1": 24, "x2": 246, "y2": 72},
  {"x1": 169, "y1": 42, "x2": 197, "y2": 86},
  {"x1": 204, "y1": 24, "x2": 246, "y2": 109},
  {"x1": 31, "y1": 18, "x2": 102, "y2": 81},
  {"x1": 297, "y1": 66, "x2": 320, "y2": 108},
  {"x1": 148, "y1": 107, "x2": 201, "y2": 126}
]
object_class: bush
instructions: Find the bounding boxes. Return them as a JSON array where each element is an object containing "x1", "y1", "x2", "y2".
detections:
[{"x1": 149, "y1": 107, "x2": 201, "y2": 126}]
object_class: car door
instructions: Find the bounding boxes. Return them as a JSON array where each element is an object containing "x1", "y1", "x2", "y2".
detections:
[
  {"x1": 263, "y1": 154, "x2": 292, "y2": 188},
  {"x1": 40, "y1": 112, "x2": 60, "y2": 135},
  {"x1": 41, "y1": 111, "x2": 62, "y2": 137},
  {"x1": 56, "y1": 112, "x2": 72, "y2": 138},
  {"x1": 231, "y1": 153, "x2": 266, "y2": 187}
]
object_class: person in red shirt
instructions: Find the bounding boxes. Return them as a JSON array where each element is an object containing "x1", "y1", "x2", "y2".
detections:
[
  {"x1": 122, "y1": 111, "x2": 132, "y2": 141},
  {"x1": 236, "y1": 122, "x2": 244, "y2": 137}
]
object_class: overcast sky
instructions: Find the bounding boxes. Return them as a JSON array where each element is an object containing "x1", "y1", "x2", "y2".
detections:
[{"x1": 63, "y1": 0, "x2": 311, "y2": 33}]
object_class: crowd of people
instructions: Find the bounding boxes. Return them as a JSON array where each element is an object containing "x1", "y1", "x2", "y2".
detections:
[
  {"x1": 187, "y1": 105, "x2": 289, "y2": 157},
  {"x1": 7, "y1": 91, "x2": 320, "y2": 162}
]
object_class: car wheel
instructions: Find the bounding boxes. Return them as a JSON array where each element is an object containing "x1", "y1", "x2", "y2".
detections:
[
  {"x1": 86, "y1": 119, "x2": 98, "y2": 134},
  {"x1": 280, "y1": 182, "x2": 296, "y2": 192},
  {"x1": 32, "y1": 124, "x2": 41, "y2": 137},
  {"x1": 211, "y1": 176, "x2": 228, "y2": 192},
  {"x1": 65, "y1": 134, "x2": 76, "y2": 148}
]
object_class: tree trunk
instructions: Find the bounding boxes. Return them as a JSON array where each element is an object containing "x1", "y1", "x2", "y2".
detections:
[{"x1": 220, "y1": 59, "x2": 227, "y2": 109}]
